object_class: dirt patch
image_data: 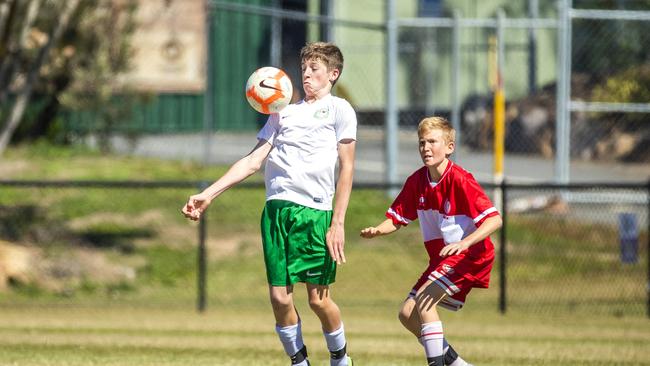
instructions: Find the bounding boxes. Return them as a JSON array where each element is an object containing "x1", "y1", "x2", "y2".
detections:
[
  {"x1": 67, "y1": 210, "x2": 262, "y2": 258},
  {"x1": 0, "y1": 239, "x2": 139, "y2": 293},
  {"x1": 206, "y1": 234, "x2": 261, "y2": 260},
  {"x1": 0, "y1": 159, "x2": 29, "y2": 178},
  {"x1": 67, "y1": 210, "x2": 166, "y2": 231},
  {"x1": 0, "y1": 240, "x2": 39, "y2": 291}
]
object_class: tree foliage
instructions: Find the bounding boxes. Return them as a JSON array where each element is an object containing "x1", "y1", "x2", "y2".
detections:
[{"x1": 0, "y1": 0, "x2": 138, "y2": 155}]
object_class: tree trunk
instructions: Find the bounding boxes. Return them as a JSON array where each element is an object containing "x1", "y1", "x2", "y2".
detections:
[
  {"x1": 0, "y1": 0, "x2": 79, "y2": 155},
  {"x1": 0, "y1": 0, "x2": 15, "y2": 47},
  {"x1": 0, "y1": 0, "x2": 42, "y2": 104}
]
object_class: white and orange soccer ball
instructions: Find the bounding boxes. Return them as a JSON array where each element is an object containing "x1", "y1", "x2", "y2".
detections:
[{"x1": 245, "y1": 66, "x2": 293, "y2": 114}]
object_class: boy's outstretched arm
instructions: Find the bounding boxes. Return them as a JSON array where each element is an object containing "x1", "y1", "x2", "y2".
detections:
[
  {"x1": 439, "y1": 214, "x2": 503, "y2": 257},
  {"x1": 181, "y1": 139, "x2": 272, "y2": 221},
  {"x1": 327, "y1": 139, "x2": 356, "y2": 265},
  {"x1": 360, "y1": 218, "x2": 402, "y2": 239}
]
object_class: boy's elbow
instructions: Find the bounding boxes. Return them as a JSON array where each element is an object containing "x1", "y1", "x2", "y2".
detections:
[
  {"x1": 246, "y1": 156, "x2": 264, "y2": 173},
  {"x1": 251, "y1": 160, "x2": 263, "y2": 172},
  {"x1": 493, "y1": 215, "x2": 503, "y2": 229}
]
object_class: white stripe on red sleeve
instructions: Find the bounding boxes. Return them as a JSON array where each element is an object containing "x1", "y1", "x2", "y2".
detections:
[
  {"x1": 473, "y1": 207, "x2": 498, "y2": 224},
  {"x1": 387, "y1": 208, "x2": 411, "y2": 225}
]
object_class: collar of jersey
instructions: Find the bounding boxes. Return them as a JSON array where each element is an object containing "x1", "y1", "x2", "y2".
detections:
[
  {"x1": 427, "y1": 160, "x2": 453, "y2": 188},
  {"x1": 299, "y1": 93, "x2": 332, "y2": 106}
]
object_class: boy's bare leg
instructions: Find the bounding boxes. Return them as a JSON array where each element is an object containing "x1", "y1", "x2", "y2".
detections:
[
  {"x1": 269, "y1": 285, "x2": 299, "y2": 326},
  {"x1": 415, "y1": 280, "x2": 447, "y2": 365},
  {"x1": 270, "y1": 285, "x2": 310, "y2": 365},
  {"x1": 307, "y1": 283, "x2": 350, "y2": 365},
  {"x1": 400, "y1": 294, "x2": 470, "y2": 365},
  {"x1": 415, "y1": 280, "x2": 447, "y2": 322},
  {"x1": 306, "y1": 284, "x2": 341, "y2": 331},
  {"x1": 399, "y1": 297, "x2": 422, "y2": 337}
]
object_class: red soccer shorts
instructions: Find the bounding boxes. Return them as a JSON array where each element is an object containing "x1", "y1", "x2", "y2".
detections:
[{"x1": 407, "y1": 249, "x2": 494, "y2": 311}]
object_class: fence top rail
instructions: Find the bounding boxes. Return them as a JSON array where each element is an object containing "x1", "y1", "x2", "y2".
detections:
[
  {"x1": 570, "y1": 8, "x2": 650, "y2": 21},
  {"x1": 569, "y1": 101, "x2": 650, "y2": 114},
  {"x1": 397, "y1": 17, "x2": 558, "y2": 29},
  {"x1": 209, "y1": 0, "x2": 384, "y2": 31},
  {"x1": 1, "y1": 180, "x2": 648, "y2": 190},
  {"x1": 484, "y1": 181, "x2": 650, "y2": 190},
  {"x1": 0, "y1": 180, "x2": 201, "y2": 189},
  {"x1": 210, "y1": 1, "x2": 563, "y2": 30}
]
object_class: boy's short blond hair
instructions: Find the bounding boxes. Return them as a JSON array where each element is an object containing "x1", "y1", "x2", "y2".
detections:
[
  {"x1": 418, "y1": 116, "x2": 456, "y2": 145},
  {"x1": 300, "y1": 42, "x2": 344, "y2": 84}
]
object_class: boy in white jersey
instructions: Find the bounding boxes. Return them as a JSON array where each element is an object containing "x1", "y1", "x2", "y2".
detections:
[
  {"x1": 182, "y1": 42, "x2": 356, "y2": 366},
  {"x1": 360, "y1": 117, "x2": 502, "y2": 366}
]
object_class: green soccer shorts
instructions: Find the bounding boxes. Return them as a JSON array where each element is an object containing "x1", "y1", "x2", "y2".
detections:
[{"x1": 260, "y1": 199, "x2": 336, "y2": 286}]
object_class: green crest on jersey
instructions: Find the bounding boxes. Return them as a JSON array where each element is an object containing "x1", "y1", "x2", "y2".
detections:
[{"x1": 314, "y1": 107, "x2": 329, "y2": 119}]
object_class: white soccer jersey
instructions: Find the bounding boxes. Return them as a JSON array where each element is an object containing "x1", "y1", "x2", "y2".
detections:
[{"x1": 257, "y1": 94, "x2": 357, "y2": 210}]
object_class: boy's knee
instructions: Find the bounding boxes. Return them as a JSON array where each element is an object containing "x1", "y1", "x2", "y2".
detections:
[
  {"x1": 269, "y1": 292, "x2": 293, "y2": 309},
  {"x1": 398, "y1": 308, "x2": 410, "y2": 324},
  {"x1": 399, "y1": 298, "x2": 416, "y2": 319},
  {"x1": 308, "y1": 296, "x2": 327, "y2": 312}
]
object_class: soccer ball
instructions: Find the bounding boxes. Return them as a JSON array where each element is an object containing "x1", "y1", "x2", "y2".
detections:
[{"x1": 245, "y1": 66, "x2": 293, "y2": 114}]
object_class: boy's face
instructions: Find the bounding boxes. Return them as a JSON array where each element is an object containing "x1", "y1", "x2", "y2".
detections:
[
  {"x1": 418, "y1": 128, "x2": 454, "y2": 168},
  {"x1": 301, "y1": 58, "x2": 339, "y2": 98}
]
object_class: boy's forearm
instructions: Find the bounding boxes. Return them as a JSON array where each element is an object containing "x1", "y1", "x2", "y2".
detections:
[
  {"x1": 332, "y1": 141, "x2": 355, "y2": 225},
  {"x1": 331, "y1": 164, "x2": 353, "y2": 225},
  {"x1": 461, "y1": 215, "x2": 503, "y2": 247},
  {"x1": 376, "y1": 218, "x2": 400, "y2": 235}
]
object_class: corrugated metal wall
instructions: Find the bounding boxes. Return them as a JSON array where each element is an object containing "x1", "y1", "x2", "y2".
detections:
[{"x1": 210, "y1": 0, "x2": 271, "y2": 131}]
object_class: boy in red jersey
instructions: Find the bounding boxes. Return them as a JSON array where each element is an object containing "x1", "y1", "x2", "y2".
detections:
[{"x1": 360, "y1": 116, "x2": 502, "y2": 366}]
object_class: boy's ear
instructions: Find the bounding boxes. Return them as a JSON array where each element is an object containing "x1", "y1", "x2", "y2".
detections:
[
  {"x1": 329, "y1": 68, "x2": 340, "y2": 83},
  {"x1": 447, "y1": 140, "x2": 456, "y2": 154}
]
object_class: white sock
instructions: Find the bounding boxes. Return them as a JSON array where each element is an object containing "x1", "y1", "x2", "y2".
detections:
[
  {"x1": 421, "y1": 321, "x2": 444, "y2": 364},
  {"x1": 324, "y1": 323, "x2": 348, "y2": 366},
  {"x1": 276, "y1": 322, "x2": 308, "y2": 366}
]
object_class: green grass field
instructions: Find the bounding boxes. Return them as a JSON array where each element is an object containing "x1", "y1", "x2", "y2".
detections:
[
  {"x1": 1, "y1": 143, "x2": 649, "y2": 365},
  {"x1": 1, "y1": 305, "x2": 649, "y2": 365}
]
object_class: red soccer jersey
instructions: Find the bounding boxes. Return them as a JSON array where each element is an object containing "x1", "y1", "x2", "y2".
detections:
[{"x1": 386, "y1": 161, "x2": 498, "y2": 289}]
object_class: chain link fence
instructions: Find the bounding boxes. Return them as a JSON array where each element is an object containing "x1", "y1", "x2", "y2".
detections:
[
  {"x1": 91, "y1": 1, "x2": 650, "y2": 186},
  {"x1": 501, "y1": 182, "x2": 649, "y2": 317},
  {"x1": 0, "y1": 181, "x2": 647, "y2": 318},
  {"x1": 569, "y1": 10, "x2": 650, "y2": 163}
]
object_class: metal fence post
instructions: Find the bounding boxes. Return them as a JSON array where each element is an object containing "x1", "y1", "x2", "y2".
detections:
[
  {"x1": 555, "y1": 0, "x2": 572, "y2": 184},
  {"x1": 385, "y1": 0, "x2": 399, "y2": 197},
  {"x1": 647, "y1": 179, "x2": 650, "y2": 318},
  {"x1": 203, "y1": 5, "x2": 214, "y2": 166},
  {"x1": 197, "y1": 181, "x2": 209, "y2": 313},
  {"x1": 451, "y1": 10, "x2": 461, "y2": 163},
  {"x1": 499, "y1": 179, "x2": 507, "y2": 314}
]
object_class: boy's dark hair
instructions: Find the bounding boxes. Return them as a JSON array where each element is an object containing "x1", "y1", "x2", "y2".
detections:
[{"x1": 300, "y1": 42, "x2": 344, "y2": 85}]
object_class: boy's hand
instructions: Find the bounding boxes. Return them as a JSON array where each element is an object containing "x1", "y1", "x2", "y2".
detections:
[
  {"x1": 326, "y1": 223, "x2": 346, "y2": 265},
  {"x1": 360, "y1": 227, "x2": 380, "y2": 238},
  {"x1": 181, "y1": 192, "x2": 212, "y2": 221},
  {"x1": 439, "y1": 242, "x2": 470, "y2": 257}
]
